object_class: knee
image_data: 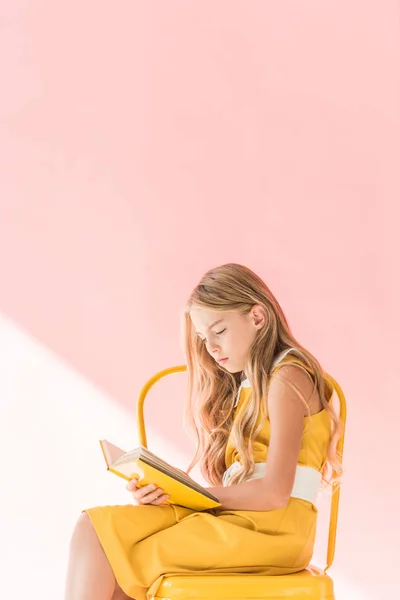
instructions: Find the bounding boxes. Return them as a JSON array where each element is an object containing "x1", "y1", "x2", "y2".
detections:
[{"x1": 69, "y1": 511, "x2": 98, "y2": 550}]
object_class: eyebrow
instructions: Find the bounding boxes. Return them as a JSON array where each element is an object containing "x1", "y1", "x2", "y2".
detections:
[{"x1": 195, "y1": 319, "x2": 224, "y2": 337}]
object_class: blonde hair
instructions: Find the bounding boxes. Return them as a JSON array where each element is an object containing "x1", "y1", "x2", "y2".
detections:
[{"x1": 182, "y1": 263, "x2": 343, "y2": 488}]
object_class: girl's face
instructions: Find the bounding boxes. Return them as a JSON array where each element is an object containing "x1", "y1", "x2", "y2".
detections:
[{"x1": 190, "y1": 306, "x2": 266, "y2": 374}]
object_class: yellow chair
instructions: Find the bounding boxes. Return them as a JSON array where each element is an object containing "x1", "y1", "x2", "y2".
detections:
[{"x1": 137, "y1": 366, "x2": 347, "y2": 600}]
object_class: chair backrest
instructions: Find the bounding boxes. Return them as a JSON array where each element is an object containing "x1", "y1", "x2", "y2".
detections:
[{"x1": 136, "y1": 365, "x2": 347, "y2": 574}]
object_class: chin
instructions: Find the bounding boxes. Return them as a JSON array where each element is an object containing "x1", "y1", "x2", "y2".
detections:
[{"x1": 224, "y1": 364, "x2": 240, "y2": 374}]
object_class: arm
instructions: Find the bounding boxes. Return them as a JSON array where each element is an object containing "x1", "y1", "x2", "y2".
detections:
[{"x1": 206, "y1": 365, "x2": 312, "y2": 511}]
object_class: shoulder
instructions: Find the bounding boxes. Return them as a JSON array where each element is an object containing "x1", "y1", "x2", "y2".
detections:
[
  {"x1": 268, "y1": 361, "x2": 315, "y2": 416},
  {"x1": 270, "y1": 360, "x2": 314, "y2": 390}
]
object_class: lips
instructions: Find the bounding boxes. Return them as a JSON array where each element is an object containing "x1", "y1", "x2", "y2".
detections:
[{"x1": 217, "y1": 358, "x2": 228, "y2": 364}]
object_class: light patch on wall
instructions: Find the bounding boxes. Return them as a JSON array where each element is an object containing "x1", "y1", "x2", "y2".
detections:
[{"x1": 0, "y1": 313, "x2": 191, "y2": 600}]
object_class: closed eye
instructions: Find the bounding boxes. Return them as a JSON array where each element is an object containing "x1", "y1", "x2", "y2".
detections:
[{"x1": 197, "y1": 328, "x2": 226, "y2": 342}]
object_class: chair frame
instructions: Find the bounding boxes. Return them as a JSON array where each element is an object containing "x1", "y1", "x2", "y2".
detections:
[{"x1": 136, "y1": 365, "x2": 346, "y2": 573}]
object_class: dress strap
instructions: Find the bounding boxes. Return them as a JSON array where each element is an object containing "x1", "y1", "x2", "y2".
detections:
[
  {"x1": 271, "y1": 347, "x2": 301, "y2": 369},
  {"x1": 234, "y1": 348, "x2": 300, "y2": 407},
  {"x1": 233, "y1": 377, "x2": 251, "y2": 407}
]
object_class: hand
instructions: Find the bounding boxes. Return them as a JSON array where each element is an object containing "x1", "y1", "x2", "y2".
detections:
[{"x1": 126, "y1": 478, "x2": 170, "y2": 506}]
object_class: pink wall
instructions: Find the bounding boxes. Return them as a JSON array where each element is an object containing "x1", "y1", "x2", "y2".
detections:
[{"x1": 1, "y1": 2, "x2": 399, "y2": 598}]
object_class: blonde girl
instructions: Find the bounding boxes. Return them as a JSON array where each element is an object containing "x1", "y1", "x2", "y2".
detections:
[{"x1": 65, "y1": 263, "x2": 342, "y2": 600}]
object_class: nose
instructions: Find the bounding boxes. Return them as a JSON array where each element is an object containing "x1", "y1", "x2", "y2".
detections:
[
  {"x1": 205, "y1": 338, "x2": 220, "y2": 354},
  {"x1": 210, "y1": 343, "x2": 220, "y2": 355}
]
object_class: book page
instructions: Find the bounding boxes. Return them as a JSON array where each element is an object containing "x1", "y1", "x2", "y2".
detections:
[{"x1": 100, "y1": 439, "x2": 127, "y2": 468}]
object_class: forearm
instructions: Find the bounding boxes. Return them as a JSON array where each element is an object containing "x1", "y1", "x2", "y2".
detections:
[{"x1": 206, "y1": 478, "x2": 288, "y2": 511}]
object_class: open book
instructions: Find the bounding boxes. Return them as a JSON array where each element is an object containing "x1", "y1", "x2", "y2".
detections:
[{"x1": 99, "y1": 440, "x2": 221, "y2": 511}]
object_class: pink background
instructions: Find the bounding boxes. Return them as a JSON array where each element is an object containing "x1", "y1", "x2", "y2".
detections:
[{"x1": 1, "y1": 2, "x2": 399, "y2": 599}]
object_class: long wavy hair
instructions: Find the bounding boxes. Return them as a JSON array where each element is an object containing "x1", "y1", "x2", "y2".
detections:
[{"x1": 182, "y1": 263, "x2": 343, "y2": 488}]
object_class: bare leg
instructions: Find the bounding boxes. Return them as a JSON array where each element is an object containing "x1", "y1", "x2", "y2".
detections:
[{"x1": 64, "y1": 512, "x2": 133, "y2": 600}]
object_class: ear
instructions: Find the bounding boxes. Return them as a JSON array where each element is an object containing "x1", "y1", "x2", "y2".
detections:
[{"x1": 252, "y1": 305, "x2": 267, "y2": 330}]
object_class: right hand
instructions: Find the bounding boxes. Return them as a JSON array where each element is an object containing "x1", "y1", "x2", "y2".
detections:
[{"x1": 126, "y1": 478, "x2": 170, "y2": 506}]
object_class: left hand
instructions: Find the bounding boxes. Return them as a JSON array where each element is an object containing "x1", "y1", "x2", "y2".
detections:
[{"x1": 126, "y1": 478, "x2": 170, "y2": 506}]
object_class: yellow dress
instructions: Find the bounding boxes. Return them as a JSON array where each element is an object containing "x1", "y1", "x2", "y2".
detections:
[{"x1": 85, "y1": 350, "x2": 332, "y2": 600}]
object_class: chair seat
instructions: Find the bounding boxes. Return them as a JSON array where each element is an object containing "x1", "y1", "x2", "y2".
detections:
[{"x1": 154, "y1": 565, "x2": 334, "y2": 599}]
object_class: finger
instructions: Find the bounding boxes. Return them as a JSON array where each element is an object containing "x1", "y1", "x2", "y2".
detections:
[
  {"x1": 150, "y1": 493, "x2": 170, "y2": 506},
  {"x1": 145, "y1": 487, "x2": 165, "y2": 504},
  {"x1": 138, "y1": 487, "x2": 165, "y2": 505},
  {"x1": 133, "y1": 484, "x2": 157, "y2": 503},
  {"x1": 135, "y1": 483, "x2": 159, "y2": 500},
  {"x1": 126, "y1": 478, "x2": 138, "y2": 491}
]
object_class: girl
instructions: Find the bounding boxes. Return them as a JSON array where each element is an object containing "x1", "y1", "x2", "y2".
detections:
[{"x1": 65, "y1": 263, "x2": 342, "y2": 600}]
